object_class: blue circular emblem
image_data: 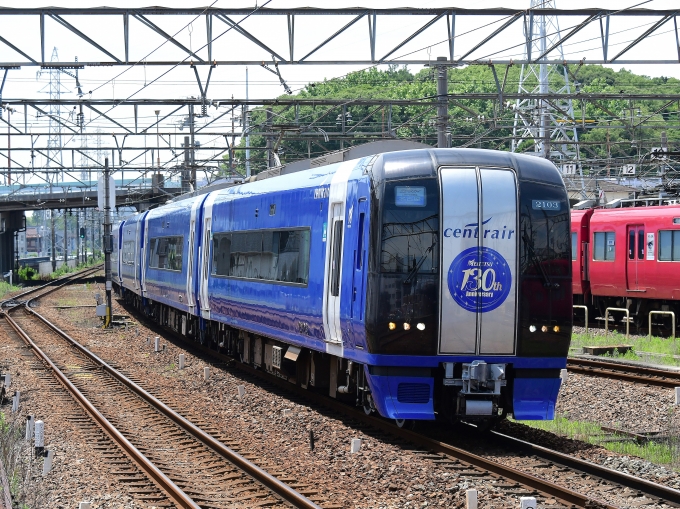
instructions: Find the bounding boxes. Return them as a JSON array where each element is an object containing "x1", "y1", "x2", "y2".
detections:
[{"x1": 447, "y1": 246, "x2": 512, "y2": 313}]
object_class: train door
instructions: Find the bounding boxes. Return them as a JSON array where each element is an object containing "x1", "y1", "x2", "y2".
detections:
[
  {"x1": 626, "y1": 225, "x2": 644, "y2": 290},
  {"x1": 133, "y1": 220, "x2": 141, "y2": 291},
  {"x1": 351, "y1": 196, "x2": 368, "y2": 348},
  {"x1": 439, "y1": 167, "x2": 518, "y2": 355},
  {"x1": 324, "y1": 202, "x2": 344, "y2": 343},
  {"x1": 141, "y1": 216, "x2": 149, "y2": 296},
  {"x1": 322, "y1": 160, "x2": 355, "y2": 351},
  {"x1": 199, "y1": 193, "x2": 217, "y2": 320},
  {"x1": 185, "y1": 198, "x2": 201, "y2": 314}
]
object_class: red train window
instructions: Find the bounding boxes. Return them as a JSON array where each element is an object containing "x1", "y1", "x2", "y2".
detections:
[
  {"x1": 638, "y1": 229, "x2": 645, "y2": 260},
  {"x1": 629, "y1": 230, "x2": 635, "y2": 260}
]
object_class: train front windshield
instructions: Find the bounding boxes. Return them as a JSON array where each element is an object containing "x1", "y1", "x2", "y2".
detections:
[
  {"x1": 517, "y1": 181, "x2": 572, "y2": 356},
  {"x1": 372, "y1": 178, "x2": 440, "y2": 355}
]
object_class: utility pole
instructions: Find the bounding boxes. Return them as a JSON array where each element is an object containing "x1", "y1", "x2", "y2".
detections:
[
  {"x1": 266, "y1": 108, "x2": 273, "y2": 168},
  {"x1": 90, "y1": 209, "x2": 95, "y2": 262},
  {"x1": 50, "y1": 210, "x2": 56, "y2": 271},
  {"x1": 103, "y1": 158, "x2": 112, "y2": 328},
  {"x1": 435, "y1": 56, "x2": 450, "y2": 148},
  {"x1": 189, "y1": 104, "x2": 196, "y2": 189},
  {"x1": 76, "y1": 211, "x2": 80, "y2": 265},
  {"x1": 183, "y1": 135, "x2": 191, "y2": 193},
  {"x1": 245, "y1": 67, "x2": 251, "y2": 178},
  {"x1": 63, "y1": 209, "x2": 67, "y2": 267}
]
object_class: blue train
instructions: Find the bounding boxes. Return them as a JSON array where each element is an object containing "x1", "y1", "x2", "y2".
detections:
[{"x1": 112, "y1": 148, "x2": 572, "y2": 426}]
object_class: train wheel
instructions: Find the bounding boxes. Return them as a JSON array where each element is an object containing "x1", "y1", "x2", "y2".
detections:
[
  {"x1": 363, "y1": 394, "x2": 375, "y2": 415},
  {"x1": 395, "y1": 418, "x2": 415, "y2": 430}
]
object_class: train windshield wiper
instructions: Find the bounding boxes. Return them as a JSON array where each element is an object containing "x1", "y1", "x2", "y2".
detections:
[
  {"x1": 403, "y1": 236, "x2": 438, "y2": 286},
  {"x1": 522, "y1": 232, "x2": 559, "y2": 290}
]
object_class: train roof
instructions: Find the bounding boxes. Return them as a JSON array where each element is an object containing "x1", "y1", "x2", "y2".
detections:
[
  {"x1": 370, "y1": 148, "x2": 565, "y2": 186},
  {"x1": 133, "y1": 148, "x2": 566, "y2": 218},
  {"x1": 590, "y1": 204, "x2": 680, "y2": 221}
]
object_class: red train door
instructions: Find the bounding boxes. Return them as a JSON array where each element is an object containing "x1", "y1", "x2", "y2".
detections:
[{"x1": 626, "y1": 225, "x2": 645, "y2": 290}]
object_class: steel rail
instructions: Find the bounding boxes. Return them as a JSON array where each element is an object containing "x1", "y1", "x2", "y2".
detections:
[
  {"x1": 1, "y1": 310, "x2": 201, "y2": 509},
  {"x1": 123, "y1": 308, "x2": 619, "y2": 509},
  {"x1": 489, "y1": 430, "x2": 680, "y2": 506},
  {"x1": 0, "y1": 265, "x2": 102, "y2": 309},
  {"x1": 567, "y1": 357, "x2": 680, "y2": 388},
  {"x1": 17, "y1": 301, "x2": 322, "y2": 509}
]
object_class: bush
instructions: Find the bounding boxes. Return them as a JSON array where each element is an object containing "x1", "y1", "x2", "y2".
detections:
[{"x1": 17, "y1": 266, "x2": 37, "y2": 282}]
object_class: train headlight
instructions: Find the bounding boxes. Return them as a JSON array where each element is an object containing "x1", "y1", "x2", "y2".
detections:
[
  {"x1": 388, "y1": 322, "x2": 396, "y2": 330},
  {"x1": 529, "y1": 325, "x2": 537, "y2": 332},
  {"x1": 541, "y1": 325, "x2": 548, "y2": 333},
  {"x1": 416, "y1": 323, "x2": 426, "y2": 331},
  {"x1": 403, "y1": 323, "x2": 411, "y2": 331},
  {"x1": 553, "y1": 326, "x2": 560, "y2": 333}
]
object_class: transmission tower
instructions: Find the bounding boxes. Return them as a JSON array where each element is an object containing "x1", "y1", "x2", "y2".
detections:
[
  {"x1": 46, "y1": 47, "x2": 64, "y2": 183},
  {"x1": 512, "y1": 0, "x2": 583, "y2": 194}
]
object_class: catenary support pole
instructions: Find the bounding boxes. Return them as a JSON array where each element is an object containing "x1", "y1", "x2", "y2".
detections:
[
  {"x1": 103, "y1": 158, "x2": 112, "y2": 328},
  {"x1": 436, "y1": 56, "x2": 450, "y2": 148},
  {"x1": 63, "y1": 209, "x2": 68, "y2": 267}
]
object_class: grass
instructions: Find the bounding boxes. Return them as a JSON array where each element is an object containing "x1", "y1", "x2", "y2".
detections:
[
  {"x1": 48, "y1": 257, "x2": 103, "y2": 280},
  {"x1": 517, "y1": 414, "x2": 680, "y2": 467},
  {"x1": 571, "y1": 331, "x2": 680, "y2": 366},
  {"x1": 0, "y1": 281, "x2": 21, "y2": 300}
]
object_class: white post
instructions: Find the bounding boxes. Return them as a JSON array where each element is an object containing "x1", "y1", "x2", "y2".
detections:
[
  {"x1": 25, "y1": 415, "x2": 34, "y2": 440},
  {"x1": 350, "y1": 438, "x2": 362, "y2": 453},
  {"x1": 560, "y1": 369, "x2": 568, "y2": 383},
  {"x1": 282, "y1": 409, "x2": 291, "y2": 417},
  {"x1": 42, "y1": 450, "x2": 54, "y2": 475},
  {"x1": 520, "y1": 497, "x2": 537, "y2": 509},
  {"x1": 154, "y1": 336, "x2": 160, "y2": 352},
  {"x1": 34, "y1": 420, "x2": 45, "y2": 456},
  {"x1": 237, "y1": 385, "x2": 245, "y2": 399},
  {"x1": 11, "y1": 391, "x2": 20, "y2": 412},
  {"x1": 204, "y1": 367, "x2": 210, "y2": 381},
  {"x1": 466, "y1": 489, "x2": 478, "y2": 509},
  {"x1": 675, "y1": 387, "x2": 680, "y2": 405},
  {"x1": 179, "y1": 354, "x2": 185, "y2": 370},
  {"x1": 3, "y1": 373, "x2": 10, "y2": 388},
  {"x1": 78, "y1": 503, "x2": 91, "y2": 509}
]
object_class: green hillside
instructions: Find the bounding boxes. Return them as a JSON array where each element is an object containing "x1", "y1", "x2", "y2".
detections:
[{"x1": 226, "y1": 64, "x2": 680, "y2": 176}]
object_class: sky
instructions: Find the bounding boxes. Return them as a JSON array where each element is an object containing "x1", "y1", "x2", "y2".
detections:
[{"x1": 0, "y1": 0, "x2": 679, "y2": 185}]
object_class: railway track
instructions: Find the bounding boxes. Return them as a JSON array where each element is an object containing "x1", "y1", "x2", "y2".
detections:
[
  {"x1": 567, "y1": 357, "x2": 680, "y2": 388},
  {"x1": 123, "y1": 304, "x2": 680, "y2": 509},
  {"x1": 1, "y1": 278, "x2": 323, "y2": 509}
]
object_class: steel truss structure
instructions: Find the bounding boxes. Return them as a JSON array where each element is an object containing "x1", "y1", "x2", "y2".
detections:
[
  {"x1": 0, "y1": 92, "x2": 677, "y2": 198},
  {"x1": 0, "y1": 7, "x2": 678, "y2": 68}
]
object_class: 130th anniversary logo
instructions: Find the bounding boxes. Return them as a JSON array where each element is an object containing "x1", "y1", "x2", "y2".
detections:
[{"x1": 447, "y1": 246, "x2": 511, "y2": 313}]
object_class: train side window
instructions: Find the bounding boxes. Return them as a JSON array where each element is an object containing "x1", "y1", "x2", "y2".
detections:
[
  {"x1": 628, "y1": 230, "x2": 635, "y2": 260},
  {"x1": 212, "y1": 234, "x2": 232, "y2": 276},
  {"x1": 123, "y1": 241, "x2": 135, "y2": 265},
  {"x1": 659, "y1": 230, "x2": 680, "y2": 261},
  {"x1": 148, "y1": 236, "x2": 183, "y2": 271},
  {"x1": 330, "y1": 220, "x2": 344, "y2": 296},
  {"x1": 213, "y1": 229, "x2": 310, "y2": 285},
  {"x1": 638, "y1": 229, "x2": 645, "y2": 260},
  {"x1": 357, "y1": 213, "x2": 365, "y2": 269},
  {"x1": 593, "y1": 231, "x2": 615, "y2": 261},
  {"x1": 571, "y1": 232, "x2": 577, "y2": 261}
]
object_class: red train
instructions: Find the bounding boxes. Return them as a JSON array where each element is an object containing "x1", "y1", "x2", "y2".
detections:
[{"x1": 571, "y1": 205, "x2": 680, "y2": 332}]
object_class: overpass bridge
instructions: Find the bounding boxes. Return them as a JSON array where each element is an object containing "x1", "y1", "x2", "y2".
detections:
[{"x1": 0, "y1": 178, "x2": 186, "y2": 277}]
